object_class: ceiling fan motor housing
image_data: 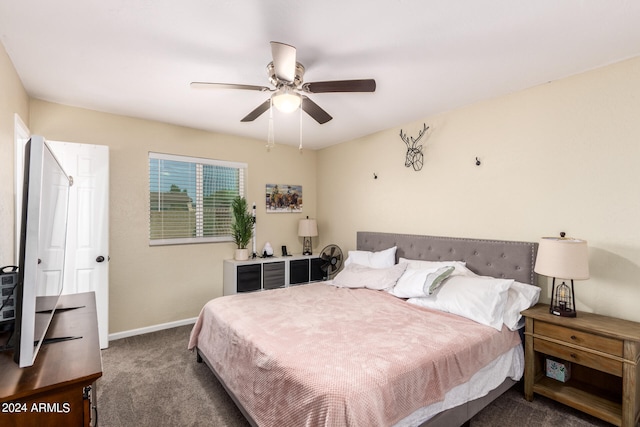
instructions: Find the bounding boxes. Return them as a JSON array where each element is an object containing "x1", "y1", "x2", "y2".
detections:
[{"x1": 267, "y1": 61, "x2": 305, "y2": 87}]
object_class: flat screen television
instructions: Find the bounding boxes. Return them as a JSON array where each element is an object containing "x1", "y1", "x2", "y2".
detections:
[{"x1": 12, "y1": 135, "x2": 72, "y2": 368}]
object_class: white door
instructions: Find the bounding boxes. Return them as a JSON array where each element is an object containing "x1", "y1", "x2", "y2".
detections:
[
  {"x1": 49, "y1": 141, "x2": 110, "y2": 349},
  {"x1": 36, "y1": 152, "x2": 72, "y2": 297}
]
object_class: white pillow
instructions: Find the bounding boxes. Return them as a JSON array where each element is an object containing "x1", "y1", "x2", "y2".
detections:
[
  {"x1": 344, "y1": 246, "x2": 397, "y2": 269},
  {"x1": 503, "y1": 281, "x2": 541, "y2": 330},
  {"x1": 390, "y1": 266, "x2": 455, "y2": 298},
  {"x1": 407, "y1": 275, "x2": 513, "y2": 330},
  {"x1": 398, "y1": 257, "x2": 473, "y2": 276},
  {"x1": 332, "y1": 262, "x2": 407, "y2": 291}
]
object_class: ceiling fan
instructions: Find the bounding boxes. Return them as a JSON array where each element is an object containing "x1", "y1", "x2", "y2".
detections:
[{"x1": 191, "y1": 41, "x2": 376, "y2": 124}]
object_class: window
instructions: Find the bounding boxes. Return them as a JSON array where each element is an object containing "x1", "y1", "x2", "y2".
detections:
[{"x1": 149, "y1": 152, "x2": 247, "y2": 245}]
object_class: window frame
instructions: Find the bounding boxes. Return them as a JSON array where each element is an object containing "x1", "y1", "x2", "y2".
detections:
[{"x1": 148, "y1": 152, "x2": 247, "y2": 246}]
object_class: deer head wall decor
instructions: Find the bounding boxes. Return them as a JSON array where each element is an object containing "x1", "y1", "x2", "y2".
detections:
[{"x1": 399, "y1": 123, "x2": 429, "y2": 171}]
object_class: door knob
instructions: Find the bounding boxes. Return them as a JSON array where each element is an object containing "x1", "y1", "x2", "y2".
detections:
[{"x1": 96, "y1": 256, "x2": 105, "y2": 263}]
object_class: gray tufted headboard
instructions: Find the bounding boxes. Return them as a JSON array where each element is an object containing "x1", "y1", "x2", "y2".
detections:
[{"x1": 357, "y1": 232, "x2": 538, "y2": 284}]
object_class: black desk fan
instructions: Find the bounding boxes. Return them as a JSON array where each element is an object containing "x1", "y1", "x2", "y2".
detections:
[{"x1": 319, "y1": 245, "x2": 343, "y2": 280}]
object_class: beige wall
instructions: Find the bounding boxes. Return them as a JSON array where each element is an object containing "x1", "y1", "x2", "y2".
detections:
[
  {"x1": 0, "y1": 42, "x2": 29, "y2": 265},
  {"x1": 3, "y1": 38, "x2": 639, "y2": 332},
  {"x1": 28, "y1": 100, "x2": 316, "y2": 334},
  {"x1": 317, "y1": 56, "x2": 640, "y2": 323}
]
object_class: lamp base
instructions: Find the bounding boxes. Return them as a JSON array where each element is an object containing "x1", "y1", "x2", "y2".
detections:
[
  {"x1": 549, "y1": 278, "x2": 577, "y2": 317},
  {"x1": 302, "y1": 236, "x2": 312, "y2": 256},
  {"x1": 549, "y1": 304, "x2": 577, "y2": 317}
]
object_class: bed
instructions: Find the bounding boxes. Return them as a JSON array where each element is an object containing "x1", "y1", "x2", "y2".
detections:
[{"x1": 189, "y1": 232, "x2": 539, "y2": 427}]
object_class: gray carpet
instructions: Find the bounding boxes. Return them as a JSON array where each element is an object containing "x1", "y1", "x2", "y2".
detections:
[{"x1": 97, "y1": 325, "x2": 611, "y2": 427}]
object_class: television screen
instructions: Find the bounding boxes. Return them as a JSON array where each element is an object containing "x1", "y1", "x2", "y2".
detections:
[{"x1": 13, "y1": 136, "x2": 72, "y2": 367}]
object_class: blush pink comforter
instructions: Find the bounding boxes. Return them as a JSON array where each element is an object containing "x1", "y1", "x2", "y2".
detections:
[{"x1": 188, "y1": 283, "x2": 521, "y2": 427}]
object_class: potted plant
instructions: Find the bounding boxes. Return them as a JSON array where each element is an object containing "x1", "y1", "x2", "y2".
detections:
[{"x1": 231, "y1": 196, "x2": 253, "y2": 260}]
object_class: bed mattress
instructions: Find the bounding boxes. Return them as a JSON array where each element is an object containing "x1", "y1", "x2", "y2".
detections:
[{"x1": 189, "y1": 283, "x2": 523, "y2": 427}]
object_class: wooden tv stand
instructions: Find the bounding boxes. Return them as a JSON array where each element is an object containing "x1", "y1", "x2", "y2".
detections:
[{"x1": 0, "y1": 292, "x2": 103, "y2": 427}]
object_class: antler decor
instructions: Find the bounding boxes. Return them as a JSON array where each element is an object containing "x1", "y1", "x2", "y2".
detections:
[{"x1": 399, "y1": 123, "x2": 429, "y2": 171}]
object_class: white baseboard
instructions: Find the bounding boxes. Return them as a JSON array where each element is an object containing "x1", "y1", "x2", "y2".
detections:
[{"x1": 108, "y1": 317, "x2": 197, "y2": 342}]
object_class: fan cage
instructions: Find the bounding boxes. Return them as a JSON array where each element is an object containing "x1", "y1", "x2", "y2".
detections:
[{"x1": 319, "y1": 244, "x2": 343, "y2": 280}]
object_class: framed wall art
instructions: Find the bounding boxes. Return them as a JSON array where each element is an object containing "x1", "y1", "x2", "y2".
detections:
[{"x1": 265, "y1": 184, "x2": 303, "y2": 213}]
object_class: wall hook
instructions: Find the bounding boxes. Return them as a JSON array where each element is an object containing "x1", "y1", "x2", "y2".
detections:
[
  {"x1": 475, "y1": 157, "x2": 481, "y2": 166},
  {"x1": 373, "y1": 173, "x2": 378, "y2": 179}
]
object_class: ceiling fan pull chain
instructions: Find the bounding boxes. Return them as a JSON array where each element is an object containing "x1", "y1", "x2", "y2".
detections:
[
  {"x1": 299, "y1": 105, "x2": 303, "y2": 151},
  {"x1": 267, "y1": 99, "x2": 275, "y2": 150}
]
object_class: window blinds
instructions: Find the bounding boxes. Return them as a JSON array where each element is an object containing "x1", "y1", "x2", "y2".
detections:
[{"x1": 149, "y1": 152, "x2": 247, "y2": 245}]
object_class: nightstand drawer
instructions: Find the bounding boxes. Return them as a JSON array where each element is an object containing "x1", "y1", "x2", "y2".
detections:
[
  {"x1": 534, "y1": 338, "x2": 623, "y2": 377},
  {"x1": 535, "y1": 321, "x2": 623, "y2": 357}
]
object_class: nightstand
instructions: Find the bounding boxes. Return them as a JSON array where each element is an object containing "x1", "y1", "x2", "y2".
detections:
[{"x1": 522, "y1": 303, "x2": 640, "y2": 427}]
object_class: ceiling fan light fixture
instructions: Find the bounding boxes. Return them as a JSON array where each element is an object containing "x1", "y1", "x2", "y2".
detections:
[
  {"x1": 272, "y1": 87, "x2": 301, "y2": 113},
  {"x1": 193, "y1": 42, "x2": 374, "y2": 125}
]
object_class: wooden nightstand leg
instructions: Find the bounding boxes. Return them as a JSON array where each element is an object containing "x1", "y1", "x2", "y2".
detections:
[
  {"x1": 621, "y1": 341, "x2": 640, "y2": 427},
  {"x1": 524, "y1": 317, "x2": 535, "y2": 401}
]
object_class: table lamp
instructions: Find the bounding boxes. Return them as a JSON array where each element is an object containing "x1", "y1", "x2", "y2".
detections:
[
  {"x1": 534, "y1": 233, "x2": 589, "y2": 317},
  {"x1": 298, "y1": 217, "x2": 318, "y2": 255}
]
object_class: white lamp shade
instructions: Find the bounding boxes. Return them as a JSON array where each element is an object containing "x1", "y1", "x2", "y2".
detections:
[
  {"x1": 534, "y1": 237, "x2": 590, "y2": 280},
  {"x1": 297, "y1": 219, "x2": 318, "y2": 237},
  {"x1": 272, "y1": 88, "x2": 301, "y2": 113}
]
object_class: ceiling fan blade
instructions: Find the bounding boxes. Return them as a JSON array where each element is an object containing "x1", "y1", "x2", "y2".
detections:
[
  {"x1": 270, "y1": 41, "x2": 297, "y2": 83},
  {"x1": 190, "y1": 82, "x2": 271, "y2": 92},
  {"x1": 301, "y1": 96, "x2": 332, "y2": 124},
  {"x1": 241, "y1": 99, "x2": 271, "y2": 122},
  {"x1": 302, "y1": 79, "x2": 376, "y2": 93}
]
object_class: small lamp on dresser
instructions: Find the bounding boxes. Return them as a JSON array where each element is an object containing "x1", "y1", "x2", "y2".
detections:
[
  {"x1": 298, "y1": 216, "x2": 318, "y2": 256},
  {"x1": 534, "y1": 232, "x2": 589, "y2": 317}
]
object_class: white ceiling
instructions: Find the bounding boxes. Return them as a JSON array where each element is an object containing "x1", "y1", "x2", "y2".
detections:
[{"x1": 1, "y1": 1, "x2": 640, "y2": 150}]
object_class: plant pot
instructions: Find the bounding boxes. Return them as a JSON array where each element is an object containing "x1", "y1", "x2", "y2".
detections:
[{"x1": 235, "y1": 248, "x2": 249, "y2": 261}]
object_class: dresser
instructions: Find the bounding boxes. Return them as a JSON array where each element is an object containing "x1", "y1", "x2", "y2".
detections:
[
  {"x1": 522, "y1": 303, "x2": 640, "y2": 427},
  {"x1": 0, "y1": 292, "x2": 102, "y2": 427},
  {"x1": 223, "y1": 254, "x2": 325, "y2": 295}
]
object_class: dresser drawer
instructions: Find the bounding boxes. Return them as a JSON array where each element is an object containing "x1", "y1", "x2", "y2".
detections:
[
  {"x1": 533, "y1": 337, "x2": 623, "y2": 377},
  {"x1": 535, "y1": 321, "x2": 623, "y2": 357}
]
